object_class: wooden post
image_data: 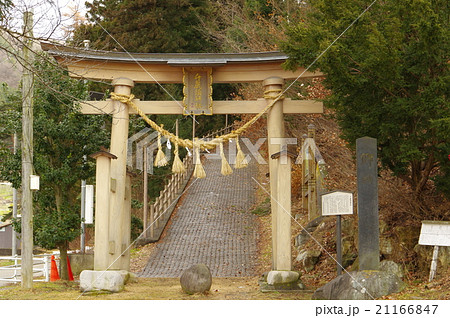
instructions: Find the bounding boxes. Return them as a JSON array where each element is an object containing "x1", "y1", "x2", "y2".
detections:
[
  {"x1": 336, "y1": 215, "x2": 342, "y2": 275},
  {"x1": 264, "y1": 77, "x2": 285, "y2": 270},
  {"x1": 307, "y1": 124, "x2": 318, "y2": 220},
  {"x1": 21, "y1": 11, "x2": 34, "y2": 289},
  {"x1": 301, "y1": 134, "x2": 308, "y2": 211},
  {"x1": 308, "y1": 146, "x2": 317, "y2": 221},
  {"x1": 429, "y1": 246, "x2": 439, "y2": 282},
  {"x1": 91, "y1": 151, "x2": 116, "y2": 271},
  {"x1": 307, "y1": 124, "x2": 315, "y2": 139},
  {"x1": 108, "y1": 77, "x2": 134, "y2": 270},
  {"x1": 150, "y1": 204, "x2": 155, "y2": 238}
]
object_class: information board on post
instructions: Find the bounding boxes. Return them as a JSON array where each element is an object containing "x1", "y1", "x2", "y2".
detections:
[
  {"x1": 321, "y1": 190, "x2": 354, "y2": 276},
  {"x1": 321, "y1": 191, "x2": 353, "y2": 216},
  {"x1": 419, "y1": 221, "x2": 450, "y2": 247},
  {"x1": 418, "y1": 221, "x2": 450, "y2": 282}
]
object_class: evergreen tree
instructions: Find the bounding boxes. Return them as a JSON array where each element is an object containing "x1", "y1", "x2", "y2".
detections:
[
  {"x1": 0, "y1": 56, "x2": 109, "y2": 279},
  {"x1": 282, "y1": 0, "x2": 449, "y2": 201},
  {"x1": 0, "y1": 0, "x2": 12, "y2": 22},
  {"x1": 73, "y1": 0, "x2": 215, "y2": 53}
]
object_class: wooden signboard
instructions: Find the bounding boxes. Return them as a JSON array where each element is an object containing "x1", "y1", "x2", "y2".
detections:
[
  {"x1": 418, "y1": 221, "x2": 450, "y2": 282},
  {"x1": 183, "y1": 67, "x2": 213, "y2": 115},
  {"x1": 419, "y1": 221, "x2": 450, "y2": 246},
  {"x1": 321, "y1": 191, "x2": 353, "y2": 216}
]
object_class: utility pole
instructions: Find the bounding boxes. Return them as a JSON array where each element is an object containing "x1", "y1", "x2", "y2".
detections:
[
  {"x1": 21, "y1": 11, "x2": 34, "y2": 289},
  {"x1": 80, "y1": 40, "x2": 90, "y2": 254},
  {"x1": 12, "y1": 133, "x2": 18, "y2": 257}
]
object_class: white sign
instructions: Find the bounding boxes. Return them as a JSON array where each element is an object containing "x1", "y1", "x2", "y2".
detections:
[
  {"x1": 321, "y1": 191, "x2": 353, "y2": 216},
  {"x1": 84, "y1": 185, "x2": 94, "y2": 224},
  {"x1": 30, "y1": 175, "x2": 40, "y2": 190},
  {"x1": 418, "y1": 221, "x2": 450, "y2": 246}
]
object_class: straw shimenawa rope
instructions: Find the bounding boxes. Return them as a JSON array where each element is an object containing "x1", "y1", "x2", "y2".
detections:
[
  {"x1": 193, "y1": 138, "x2": 206, "y2": 178},
  {"x1": 110, "y1": 91, "x2": 283, "y2": 177},
  {"x1": 110, "y1": 91, "x2": 284, "y2": 151},
  {"x1": 219, "y1": 141, "x2": 233, "y2": 176},
  {"x1": 234, "y1": 136, "x2": 248, "y2": 169},
  {"x1": 171, "y1": 141, "x2": 186, "y2": 174},
  {"x1": 154, "y1": 125, "x2": 169, "y2": 167}
]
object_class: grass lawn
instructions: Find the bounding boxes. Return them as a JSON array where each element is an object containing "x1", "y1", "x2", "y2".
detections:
[
  {"x1": 0, "y1": 274, "x2": 448, "y2": 300},
  {"x1": 0, "y1": 277, "x2": 314, "y2": 300}
]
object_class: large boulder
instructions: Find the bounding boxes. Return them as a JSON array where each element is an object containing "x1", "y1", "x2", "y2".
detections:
[
  {"x1": 295, "y1": 217, "x2": 323, "y2": 247},
  {"x1": 180, "y1": 264, "x2": 212, "y2": 295},
  {"x1": 80, "y1": 270, "x2": 125, "y2": 293},
  {"x1": 296, "y1": 249, "x2": 321, "y2": 272},
  {"x1": 313, "y1": 270, "x2": 405, "y2": 300},
  {"x1": 380, "y1": 260, "x2": 404, "y2": 278}
]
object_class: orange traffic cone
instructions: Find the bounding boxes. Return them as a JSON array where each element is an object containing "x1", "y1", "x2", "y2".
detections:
[
  {"x1": 50, "y1": 255, "x2": 60, "y2": 281},
  {"x1": 67, "y1": 256, "x2": 74, "y2": 281}
]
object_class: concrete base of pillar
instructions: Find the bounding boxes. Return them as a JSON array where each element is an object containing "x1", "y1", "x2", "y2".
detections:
[
  {"x1": 259, "y1": 270, "x2": 307, "y2": 292},
  {"x1": 80, "y1": 270, "x2": 138, "y2": 294}
]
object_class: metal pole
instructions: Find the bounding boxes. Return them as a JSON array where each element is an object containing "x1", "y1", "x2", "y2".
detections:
[
  {"x1": 336, "y1": 215, "x2": 342, "y2": 276},
  {"x1": 12, "y1": 133, "x2": 18, "y2": 257},
  {"x1": 80, "y1": 179, "x2": 86, "y2": 253},
  {"x1": 21, "y1": 11, "x2": 34, "y2": 289},
  {"x1": 143, "y1": 146, "x2": 148, "y2": 238}
]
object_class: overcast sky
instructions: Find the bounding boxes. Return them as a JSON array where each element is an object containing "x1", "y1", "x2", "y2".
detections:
[{"x1": 9, "y1": 0, "x2": 92, "y2": 40}]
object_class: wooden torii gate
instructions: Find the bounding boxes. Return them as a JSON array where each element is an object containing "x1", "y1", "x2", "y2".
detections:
[{"x1": 42, "y1": 43, "x2": 323, "y2": 274}]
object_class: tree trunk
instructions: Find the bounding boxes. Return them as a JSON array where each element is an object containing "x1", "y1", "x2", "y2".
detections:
[
  {"x1": 58, "y1": 241, "x2": 69, "y2": 281},
  {"x1": 54, "y1": 187, "x2": 69, "y2": 280}
]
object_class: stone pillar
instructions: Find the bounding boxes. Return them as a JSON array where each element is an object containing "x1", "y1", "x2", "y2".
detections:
[
  {"x1": 264, "y1": 77, "x2": 285, "y2": 270},
  {"x1": 356, "y1": 137, "x2": 380, "y2": 270},
  {"x1": 120, "y1": 171, "x2": 132, "y2": 271},
  {"x1": 91, "y1": 151, "x2": 117, "y2": 271},
  {"x1": 273, "y1": 150, "x2": 292, "y2": 270},
  {"x1": 108, "y1": 77, "x2": 134, "y2": 270}
]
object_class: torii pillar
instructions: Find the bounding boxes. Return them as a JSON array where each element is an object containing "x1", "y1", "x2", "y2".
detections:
[
  {"x1": 264, "y1": 77, "x2": 292, "y2": 271},
  {"x1": 264, "y1": 77, "x2": 284, "y2": 270},
  {"x1": 108, "y1": 77, "x2": 134, "y2": 271}
]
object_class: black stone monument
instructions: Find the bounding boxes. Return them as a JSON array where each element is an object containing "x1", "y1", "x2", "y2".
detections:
[{"x1": 356, "y1": 137, "x2": 380, "y2": 270}]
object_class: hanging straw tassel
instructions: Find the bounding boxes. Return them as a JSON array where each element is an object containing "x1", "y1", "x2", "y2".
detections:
[
  {"x1": 154, "y1": 128, "x2": 168, "y2": 167},
  {"x1": 172, "y1": 141, "x2": 186, "y2": 174},
  {"x1": 220, "y1": 141, "x2": 233, "y2": 176},
  {"x1": 193, "y1": 140, "x2": 206, "y2": 178},
  {"x1": 234, "y1": 137, "x2": 248, "y2": 169}
]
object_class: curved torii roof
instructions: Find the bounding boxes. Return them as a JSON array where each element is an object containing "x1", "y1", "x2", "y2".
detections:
[{"x1": 41, "y1": 42, "x2": 322, "y2": 84}]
